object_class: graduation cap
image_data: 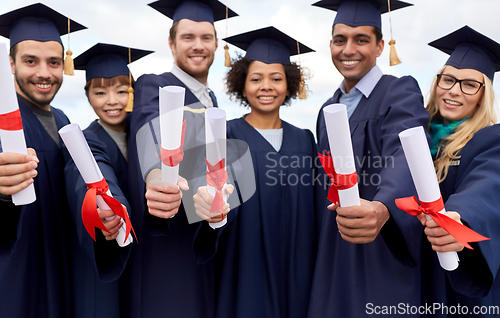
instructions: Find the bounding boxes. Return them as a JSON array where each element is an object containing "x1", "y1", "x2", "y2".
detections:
[
  {"x1": 312, "y1": 0, "x2": 412, "y2": 65},
  {"x1": 428, "y1": 25, "x2": 500, "y2": 82},
  {"x1": 74, "y1": 43, "x2": 154, "y2": 112},
  {"x1": 224, "y1": 26, "x2": 314, "y2": 99},
  {"x1": 148, "y1": 0, "x2": 238, "y2": 24},
  {"x1": 0, "y1": 3, "x2": 86, "y2": 75}
]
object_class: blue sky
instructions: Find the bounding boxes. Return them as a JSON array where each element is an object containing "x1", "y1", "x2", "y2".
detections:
[{"x1": 1, "y1": 0, "x2": 499, "y2": 137}]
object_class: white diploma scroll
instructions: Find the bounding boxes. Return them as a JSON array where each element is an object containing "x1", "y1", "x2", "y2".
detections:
[
  {"x1": 159, "y1": 86, "x2": 185, "y2": 185},
  {"x1": 0, "y1": 42, "x2": 36, "y2": 205},
  {"x1": 399, "y1": 126, "x2": 459, "y2": 271},
  {"x1": 323, "y1": 104, "x2": 360, "y2": 207},
  {"x1": 205, "y1": 108, "x2": 227, "y2": 229},
  {"x1": 59, "y1": 124, "x2": 132, "y2": 247}
]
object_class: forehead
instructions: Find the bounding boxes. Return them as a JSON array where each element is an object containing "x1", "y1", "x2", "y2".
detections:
[
  {"x1": 15, "y1": 39, "x2": 63, "y2": 58},
  {"x1": 443, "y1": 65, "x2": 484, "y2": 81},
  {"x1": 176, "y1": 19, "x2": 216, "y2": 36},
  {"x1": 333, "y1": 23, "x2": 375, "y2": 37},
  {"x1": 248, "y1": 60, "x2": 285, "y2": 74}
]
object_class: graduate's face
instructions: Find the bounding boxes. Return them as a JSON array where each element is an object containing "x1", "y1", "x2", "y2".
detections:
[
  {"x1": 169, "y1": 19, "x2": 218, "y2": 84},
  {"x1": 436, "y1": 66, "x2": 484, "y2": 123},
  {"x1": 87, "y1": 80, "x2": 129, "y2": 132},
  {"x1": 242, "y1": 61, "x2": 288, "y2": 115},
  {"x1": 330, "y1": 24, "x2": 383, "y2": 92},
  {"x1": 10, "y1": 40, "x2": 64, "y2": 111}
]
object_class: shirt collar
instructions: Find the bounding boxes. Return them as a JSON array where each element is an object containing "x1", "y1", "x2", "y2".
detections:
[
  {"x1": 339, "y1": 65, "x2": 383, "y2": 98},
  {"x1": 171, "y1": 64, "x2": 208, "y2": 94}
]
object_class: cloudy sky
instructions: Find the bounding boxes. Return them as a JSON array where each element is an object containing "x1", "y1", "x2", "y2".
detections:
[{"x1": 1, "y1": 0, "x2": 499, "y2": 137}]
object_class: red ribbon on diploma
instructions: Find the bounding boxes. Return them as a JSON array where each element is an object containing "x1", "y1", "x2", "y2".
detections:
[
  {"x1": 205, "y1": 158, "x2": 227, "y2": 220},
  {"x1": 0, "y1": 109, "x2": 23, "y2": 131},
  {"x1": 318, "y1": 151, "x2": 358, "y2": 204},
  {"x1": 159, "y1": 119, "x2": 187, "y2": 167},
  {"x1": 395, "y1": 195, "x2": 490, "y2": 249},
  {"x1": 83, "y1": 178, "x2": 137, "y2": 244}
]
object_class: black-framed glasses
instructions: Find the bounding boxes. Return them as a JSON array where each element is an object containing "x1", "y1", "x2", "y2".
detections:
[{"x1": 436, "y1": 74, "x2": 484, "y2": 95}]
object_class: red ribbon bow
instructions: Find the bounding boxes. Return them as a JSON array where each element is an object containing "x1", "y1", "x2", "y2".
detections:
[
  {"x1": 159, "y1": 119, "x2": 187, "y2": 167},
  {"x1": 83, "y1": 178, "x2": 137, "y2": 244},
  {"x1": 318, "y1": 151, "x2": 358, "y2": 204},
  {"x1": 0, "y1": 109, "x2": 23, "y2": 131},
  {"x1": 395, "y1": 195, "x2": 490, "y2": 249},
  {"x1": 205, "y1": 158, "x2": 227, "y2": 219}
]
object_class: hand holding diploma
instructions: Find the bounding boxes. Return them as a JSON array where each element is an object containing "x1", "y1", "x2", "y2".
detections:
[
  {"x1": 0, "y1": 42, "x2": 36, "y2": 205},
  {"x1": 396, "y1": 126, "x2": 489, "y2": 271},
  {"x1": 205, "y1": 108, "x2": 229, "y2": 229},
  {"x1": 59, "y1": 123, "x2": 135, "y2": 246}
]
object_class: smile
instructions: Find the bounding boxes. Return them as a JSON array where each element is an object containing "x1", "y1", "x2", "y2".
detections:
[
  {"x1": 258, "y1": 96, "x2": 276, "y2": 100},
  {"x1": 190, "y1": 56, "x2": 205, "y2": 61},
  {"x1": 35, "y1": 83, "x2": 52, "y2": 89},
  {"x1": 444, "y1": 99, "x2": 462, "y2": 106},
  {"x1": 341, "y1": 60, "x2": 360, "y2": 66}
]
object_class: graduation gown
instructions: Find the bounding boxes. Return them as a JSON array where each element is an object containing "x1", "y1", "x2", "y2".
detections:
[
  {"x1": 0, "y1": 99, "x2": 72, "y2": 318},
  {"x1": 194, "y1": 118, "x2": 318, "y2": 318},
  {"x1": 64, "y1": 120, "x2": 131, "y2": 318},
  {"x1": 309, "y1": 75, "x2": 430, "y2": 317},
  {"x1": 420, "y1": 124, "x2": 500, "y2": 318},
  {"x1": 124, "y1": 72, "x2": 215, "y2": 318}
]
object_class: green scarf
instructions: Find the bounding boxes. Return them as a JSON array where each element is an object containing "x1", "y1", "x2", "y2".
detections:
[{"x1": 429, "y1": 117, "x2": 470, "y2": 155}]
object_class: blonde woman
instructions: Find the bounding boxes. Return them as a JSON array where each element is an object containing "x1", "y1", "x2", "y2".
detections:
[{"x1": 420, "y1": 26, "x2": 500, "y2": 316}]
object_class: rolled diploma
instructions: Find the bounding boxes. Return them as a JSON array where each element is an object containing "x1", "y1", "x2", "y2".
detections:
[
  {"x1": 323, "y1": 104, "x2": 360, "y2": 207},
  {"x1": 59, "y1": 123, "x2": 132, "y2": 247},
  {"x1": 0, "y1": 42, "x2": 35, "y2": 205},
  {"x1": 205, "y1": 108, "x2": 227, "y2": 229},
  {"x1": 159, "y1": 86, "x2": 185, "y2": 185},
  {"x1": 399, "y1": 126, "x2": 459, "y2": 271}
]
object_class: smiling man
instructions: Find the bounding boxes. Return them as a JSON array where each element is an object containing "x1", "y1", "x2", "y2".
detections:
[
  {"x1": 309, "y1": 0, "x2": 431, "y2": 317},
  {"x1": 0, "y1": 3, "x2": 85, "y2": 318},
  {"x1": 124, "y1": 1, "x2": 238, "y2": 317}
]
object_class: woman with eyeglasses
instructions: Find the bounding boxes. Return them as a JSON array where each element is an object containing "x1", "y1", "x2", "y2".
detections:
[{"x1": 419, "y1": 26, "x2": 500, "y2": 316}]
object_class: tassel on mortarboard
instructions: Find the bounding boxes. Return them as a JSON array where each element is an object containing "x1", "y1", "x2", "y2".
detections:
[
  {"x1": 223, "y1": 6, "x2": 231, "y2": 67},
  {"x1": 125, "y1": 47, "x2": 134, "y2": 112},
  {"x1": 64, "y1": 18, "x2": 74, "y2": 75},
  {"x1": 387, "y1": 0, "x2": 401, "y2": 66},
  {"x1": 297, "y1": 41, "x2": 307, "y2": 99}
]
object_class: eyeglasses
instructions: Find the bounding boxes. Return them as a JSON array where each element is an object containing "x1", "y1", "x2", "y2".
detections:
[{"x1": 436, "y1": 74, "x2": 484, "y2": 95}]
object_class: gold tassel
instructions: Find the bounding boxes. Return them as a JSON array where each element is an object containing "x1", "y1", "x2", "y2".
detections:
[
  {"x1": 298, "y1": 69, "x2": 307, "y2": 99},
  {"x1": 64, "y1": 18, "x2": 74, "y2": 75},
  {"x1": 125, "y1": 86, "x2": 134, "y2": 112},
  {"x1": 387, "y1": 0, "x2": 401, "y2": 66},
  {"x1": 64, "y1": 49, "x2": 74, "y2": 75},
  {"x1": 224, "y1": 44, "x2": 231, "y2": 67},
  {"x1": 389, "y1": 39, "x2": 401, "y2": 66},
  {"x1": 297, "y1": 41, "x2": 307, "y2": 99},
  {"x1": 125, "y1": 47, "x2": 134, "y2": 112}
]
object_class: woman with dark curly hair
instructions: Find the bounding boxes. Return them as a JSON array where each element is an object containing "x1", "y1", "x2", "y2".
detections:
[{"x1": 193, "y1": 27, "x2": 319, "y2": 318}]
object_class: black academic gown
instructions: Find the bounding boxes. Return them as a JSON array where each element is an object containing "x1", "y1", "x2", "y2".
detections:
[
  {"x1": 309, "y1": 75, "x2": 430, "y2": 318},
  {"x1": 420, "y1": 124, "x2": 500, "y2": 318},
  {"x1": 124, "y1": 72, "x2": 215, "y2": 318},
  {"x1": 194, "y1": 118, "x2": 318, "y2": 318},
  {"x1": 64, "y1": 120, "x2": 131, "y2": 318},
  {"x1": 0, "y1": 99, "x2": 72, "y2": 318}
]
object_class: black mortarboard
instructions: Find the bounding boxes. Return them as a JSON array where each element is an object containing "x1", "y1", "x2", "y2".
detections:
[
  {"x1": 0, "y1": 3, "x2": 86, "y2": 48},
  {"x1": 312, "y1": 0, "x2": 412, "y2": 29},
  {"x1": 223, "y1": 26, "x2": 314, "y2": 65},
  {"x1": 429, "y1": 25, "x2": 500, "y2": 82},
  {"x1": 148, "y1": 0, "x2": 237, "y2": 24},
  {"x1": 74, "y1": 43, "x2": 153, "y2": 82}
]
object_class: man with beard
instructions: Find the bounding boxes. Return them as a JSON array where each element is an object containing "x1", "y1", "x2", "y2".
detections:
[
  {"x1": 0, "y1": 4, "x2": 85, "y2": 317},
  {"x1": 123, "y1": 1, "x2": 239, "y2": 317},
  {"x1": 309, "y1": 0, "x2": 430, "y2": 317}
]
